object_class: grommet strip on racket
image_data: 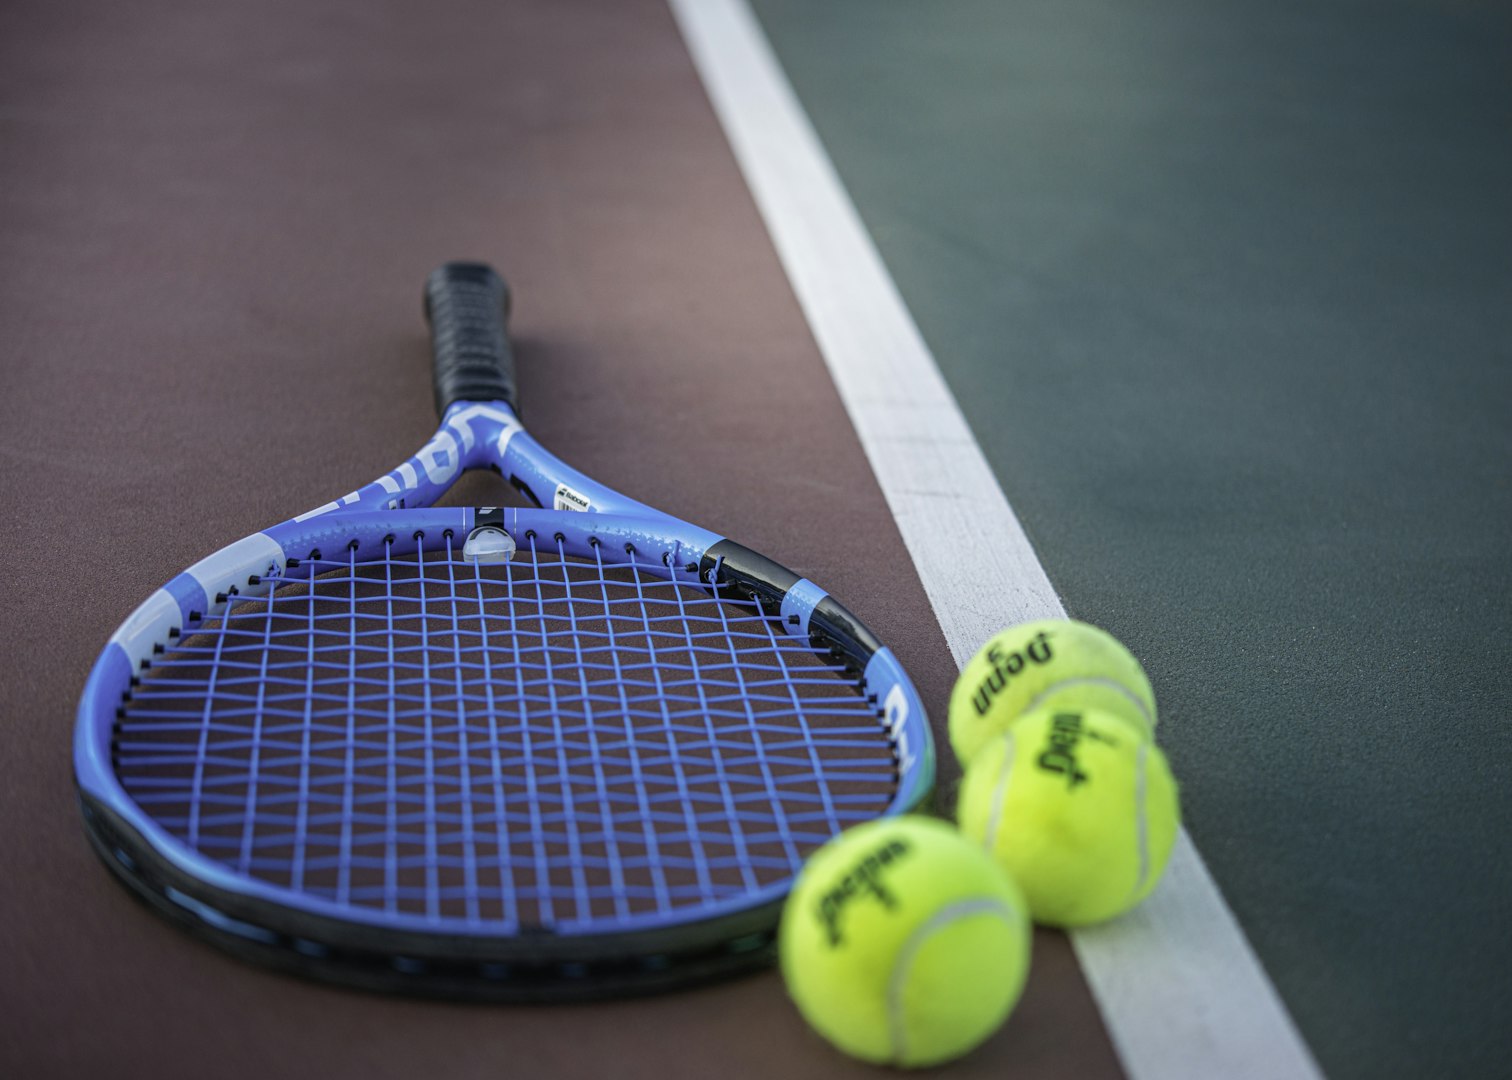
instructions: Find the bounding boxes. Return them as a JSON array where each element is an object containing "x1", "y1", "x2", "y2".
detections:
[{"x1": 74, "y1": 262, "x2": 934, "y2": 1000}]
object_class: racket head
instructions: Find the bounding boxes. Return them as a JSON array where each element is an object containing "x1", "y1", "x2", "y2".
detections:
[{"x1": 76, "y1": 505, "x2": 932, "y2": 999}]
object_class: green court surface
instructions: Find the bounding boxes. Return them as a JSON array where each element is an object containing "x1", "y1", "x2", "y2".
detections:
[{"x1": 749, "y1": 1, "x2": 1512, "y2": 1077}]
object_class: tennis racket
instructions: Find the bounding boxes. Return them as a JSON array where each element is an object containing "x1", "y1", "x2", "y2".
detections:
[{"x1": 74, "y1": 262, "x2": 934, "y2": 1000}]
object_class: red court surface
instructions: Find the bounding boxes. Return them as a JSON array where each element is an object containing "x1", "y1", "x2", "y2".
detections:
[{"x1": 1, "y1": 2, "x2": 1119, "y2": 1076}]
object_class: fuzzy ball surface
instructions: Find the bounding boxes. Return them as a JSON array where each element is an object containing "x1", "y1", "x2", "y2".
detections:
[
  {"x1": 949, "y1": 619, "x2": 1157, "y2": 768},
  {"x1": 779, "y1": 816, "x2": 1031, "y2": 1068},
  {"x1": 957, "y1": 706, "x2": 1179, "y2": 927}
]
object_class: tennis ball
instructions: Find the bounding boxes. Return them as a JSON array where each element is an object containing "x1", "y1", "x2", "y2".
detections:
[
  {"x1": 957, "y1": 706, "x2": 1179, "y2": 927},
  {"x1": 949, "y1": 619, "x2": 1156, "y2": 767},
  {"x1": 779, "y1": 816, "x2": 1031, "y2": 1068}
]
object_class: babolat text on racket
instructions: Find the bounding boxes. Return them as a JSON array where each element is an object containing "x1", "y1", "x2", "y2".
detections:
[{"x1": 74, "y1": 262, "x2": 934, "y2": 1000}]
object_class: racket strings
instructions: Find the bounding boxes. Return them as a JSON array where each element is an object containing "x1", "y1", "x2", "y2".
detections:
[{"x1": 113, "y1": 533, "x2": 900, "y2": 930}]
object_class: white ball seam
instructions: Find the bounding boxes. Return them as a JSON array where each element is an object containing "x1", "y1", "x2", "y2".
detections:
[
  {"x1": 1130, "y1": 742, "x2": 1151, "y2": 903},
  {"x1": 982, "y1": 728, "x2": 1018, "y2": 851},
  {"x1": 885, "y1": 896, "x2": 1021, "y2": 1064},
  {"x1": 1022, "y1": 676, "x2": 1155, "y2": 732}
]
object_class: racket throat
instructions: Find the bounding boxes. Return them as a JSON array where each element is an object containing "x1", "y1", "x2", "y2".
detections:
[{"x1": 700, "y1": 540, "x2": 883, "y2": 672}]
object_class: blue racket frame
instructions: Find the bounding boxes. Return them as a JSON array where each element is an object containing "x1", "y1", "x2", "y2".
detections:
[{"x1": 76, "y1": 393, "x2": 934, "y2": 995}]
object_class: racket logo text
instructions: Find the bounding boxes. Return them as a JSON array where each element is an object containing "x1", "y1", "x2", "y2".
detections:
[
  {"x1": 883, "y1": 682, "x2": 916, "y2": 776},
  {"x1": 553, "y1": 483, "x2": 592, "y2": 512}
]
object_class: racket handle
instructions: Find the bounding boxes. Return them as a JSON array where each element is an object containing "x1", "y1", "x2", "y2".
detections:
[{"x1": 424, "y1": 262, "x2": 518, "y2": 416}]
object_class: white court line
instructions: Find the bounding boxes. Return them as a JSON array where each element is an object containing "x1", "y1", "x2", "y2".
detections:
[{"x1": 667, "y1": 2, "x2": 1324, "y2": 1078}]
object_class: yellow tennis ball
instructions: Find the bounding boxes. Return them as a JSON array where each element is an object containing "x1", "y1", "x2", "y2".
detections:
[
  {"x1": 957, "y1": 706, "x2": 1179, "y2": 927},
  {"x1": 949, "y1": 619, "x2": 1156, "y2": 767},
  {"x1": 779, "y1": 816, "x2": 1031, "y2": 1068}
]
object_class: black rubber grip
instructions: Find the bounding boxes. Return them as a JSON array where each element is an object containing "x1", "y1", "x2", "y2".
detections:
[{"x1": 423, "y1": 262, "x2": 517, "y2": 417}]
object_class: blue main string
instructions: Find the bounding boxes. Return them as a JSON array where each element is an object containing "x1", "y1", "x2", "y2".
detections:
[{"x1": 115, "y1": 534, "x2": 899, "y2": 930}]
